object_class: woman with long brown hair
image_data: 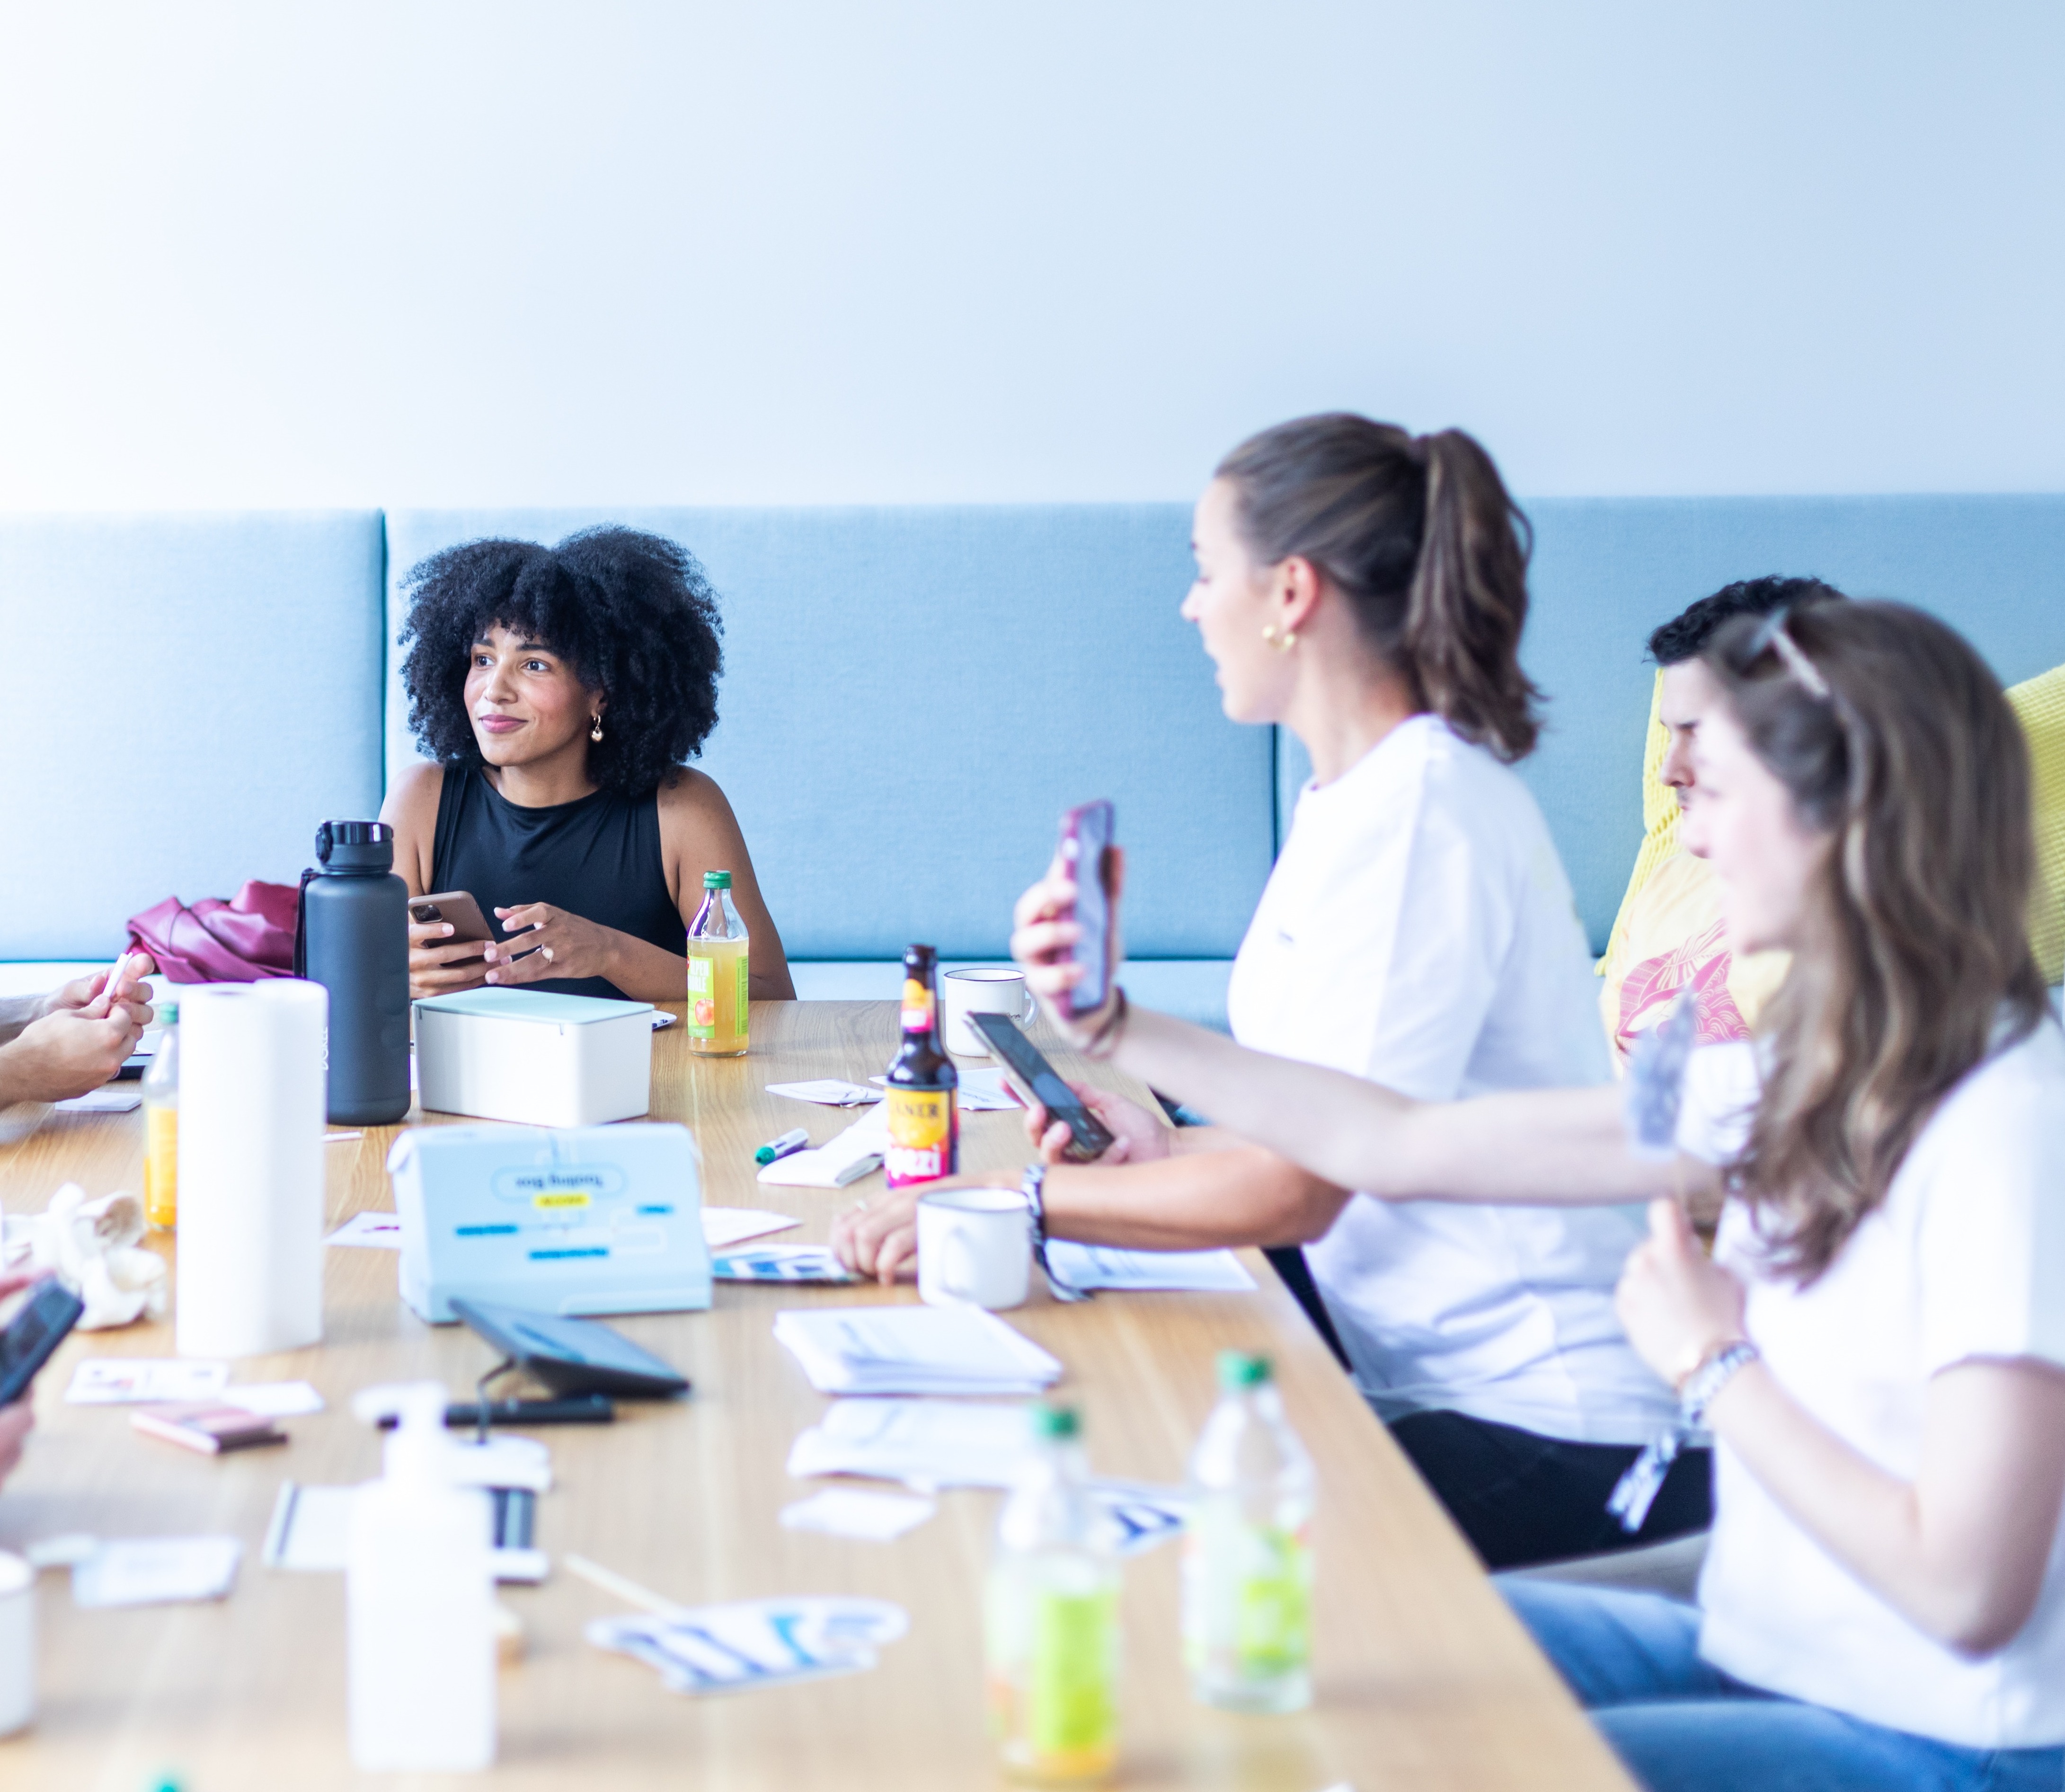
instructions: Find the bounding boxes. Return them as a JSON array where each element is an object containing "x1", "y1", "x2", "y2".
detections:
[
  {"x1": 1001, "y1": 599, "x2": 2065, "y2": 1791},
  {"x1": 841, "y1": 412, "x2": 1705, "y2": 1570}
]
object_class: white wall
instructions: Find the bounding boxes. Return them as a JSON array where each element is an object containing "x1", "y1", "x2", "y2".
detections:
[{"x1": 1, "y1": 2, "x2": 2059, "y2": 508}]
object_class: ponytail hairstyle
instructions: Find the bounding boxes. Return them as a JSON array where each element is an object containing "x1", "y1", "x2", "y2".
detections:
[
  {"x1": 1708, "y1": 600, "x2": 2049, "y2": 1281},
  {"x1": 1214, "y1": 412, "x2": 1541, "y2": 760}
]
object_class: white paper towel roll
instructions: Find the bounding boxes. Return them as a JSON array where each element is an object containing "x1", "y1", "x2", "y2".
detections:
[{"x1": 176, "y1": 980, "x2": 328, "y2": 1359}]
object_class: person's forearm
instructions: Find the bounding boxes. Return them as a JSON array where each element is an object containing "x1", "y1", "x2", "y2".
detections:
[
  {"x1": 1112, "y1": 1006, "x2": 1689, "y2": 1205},
  {"x1": 0, "y1": 995, "x2": 47, "y2": 1046},
  {"x1": 0, "y1": 1043, "x2": 35, "y2": 1106},
  {"x1": 601, "y1": 934, "x2": 699, "y2": 1004},
  {"x1": 1042, "y1": 1146, "x2": 1346, "y2": 1251},
  {"x1": 1706, "y1": 1361, "x2": 2064, "y2": 1654}
]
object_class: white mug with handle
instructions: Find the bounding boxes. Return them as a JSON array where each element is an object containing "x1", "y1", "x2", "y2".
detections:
[
  {"x1": 941, "y1": 967, "x2": 1038, "y2": 1058},
  {"x1": 917, "y1": 1186, "x2": 1032, "y2": 1310}
]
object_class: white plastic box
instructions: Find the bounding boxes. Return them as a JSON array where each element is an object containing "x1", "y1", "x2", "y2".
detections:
[{"x1": 414, "y1": 988, "x2": 654, "y2": 1127}]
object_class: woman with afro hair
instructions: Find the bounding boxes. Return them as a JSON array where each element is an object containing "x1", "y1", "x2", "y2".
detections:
[{"x1": 381, "y1": 527, "x2": 794, "y2": 1004}]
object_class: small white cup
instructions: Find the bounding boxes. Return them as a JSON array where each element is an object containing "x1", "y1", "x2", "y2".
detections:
[
  {"x1": 917, "y1": 1186, "x2": 1032, "y2": 1311},
  {"x1": 0, "y1": 1551, "x2": 34, "y2": 1737},
  {"x1": 942, "y1": 967, "x2": 1037, "y2": 1058}
]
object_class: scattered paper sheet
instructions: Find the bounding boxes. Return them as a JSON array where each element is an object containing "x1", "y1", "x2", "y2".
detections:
[
  {"x1": 766, "y1": 1080, "x2": 881, "y2": 1107},
  {"x1": 325, "y1": 1211, "x2": 402, "y2": 1250},
  {"x1": 1042, "y1": 1241, "x2": 1257, "y2": 1293},
  {"x1": 73, "y1": 1536, "x2": 241, "y2": 1607},
  {"x1": 779, "y1": 1487, "x2": 936, "y2": 1542},
  {"x1": 701, "y1": 1207, "x2": 799, "y2": 1250},
  {"x1": 782, "y1": 1400, "x2": 1188, "y2": 1553},
  {"x1": 589, "y1": 1596, "x2": 908, "y2": 1695},
  {"x1": 221, "y1": 1381, "x2": 325, "y2": 1418},
  {"x1": 713, "y1": 1246, "x2": 854, "y2": 1284},
  {"x1": 68, "y1": 1359, "x2": 229, "y2": 1405},
  {"x1": 54, "y1": 1087, "x2": 142, "y2": 1114},
  {"x1": 867, "y1": 1067, "x2": 1020, "y2": 1112},
  {"x1": 757, "y1": 1103, "x2": 891, "y2": 1189},
  {"x1": 773, "y1": 1306, "x2": 1062, "y2": 1396},
  {"x1": 263, "y1": 1482, "x2": 546, "y2": 1581}
]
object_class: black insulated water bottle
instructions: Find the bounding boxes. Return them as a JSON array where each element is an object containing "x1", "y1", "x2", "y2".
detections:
[{"x1": 301, "y1": 820, "x2": 411, "y2": 1125}]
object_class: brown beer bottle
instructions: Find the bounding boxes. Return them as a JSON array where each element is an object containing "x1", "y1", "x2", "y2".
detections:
[{"x1": 884, "y1": 944, "x2": 959, "y2": 1190}]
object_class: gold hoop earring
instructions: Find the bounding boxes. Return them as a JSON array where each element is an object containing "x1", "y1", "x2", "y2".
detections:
[{"x1": 590, "y1": 715, "x2": 604, "y2": 742}]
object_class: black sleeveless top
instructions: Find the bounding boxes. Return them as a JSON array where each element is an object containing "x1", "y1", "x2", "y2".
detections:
[{"x1": 430, "y1": 764, "x2": 685, "y2": 1001}]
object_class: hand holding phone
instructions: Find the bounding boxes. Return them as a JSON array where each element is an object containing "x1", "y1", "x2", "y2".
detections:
[
  {"x1": 968, "y1": 1012, "x2": 1118, "y2": 1163},
  {"x1": 1056, "y1": 801, "x2": 1117, "y2": 1018},
  {"x1": 0, "y1": 1277, "x2": 86, "y2": 1408},
  {"x1": 409, "y1": 891, "x2": 496, "y2": 948}
]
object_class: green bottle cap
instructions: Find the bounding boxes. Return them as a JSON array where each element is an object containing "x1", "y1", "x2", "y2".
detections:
[
  {"x1": 703, "y1": 870, "x2": 733, "y2": 889},
  {"x1": 1216, "y1": 1350, "x2": 1271, "y2": 1391},
  {"x1": 158, "y1": 1000, "x2": 178, "y2": 1024},
  {"x1": 1029, "y1": 1403, "x2": 1080, "y2": 1441}
]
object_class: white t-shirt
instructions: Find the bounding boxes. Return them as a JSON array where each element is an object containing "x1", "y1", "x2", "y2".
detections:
[
  {"x1": 1226, "y1": 715, "x2": 1677, "y2": 1444},
  {"x1": 1680, "y1": 1021, "x2": 2065, "y2": 1748}
]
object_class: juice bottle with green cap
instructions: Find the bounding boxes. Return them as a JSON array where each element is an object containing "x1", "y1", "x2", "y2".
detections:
[
  {"x1": 142, "y1": 1000, "x2": 179, "y2": 1229},
  {"x1": 685, "y1": 871, "x2": 750, "y2": 1056},
  {"x1": 985, "y1": 1404, "x2": 1120, "y2": 1783},
  {"x1": 1182, "y1": 1351, "x2": 1315, "y2": 1712}
]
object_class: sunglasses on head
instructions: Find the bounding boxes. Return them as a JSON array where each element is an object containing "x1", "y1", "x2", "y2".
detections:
[{"x1": 1736, "y1": 606, "x2": 1831, "y2": 701}]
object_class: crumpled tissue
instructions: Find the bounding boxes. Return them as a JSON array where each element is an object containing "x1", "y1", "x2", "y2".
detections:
[{"x1": 1, "y1": 1183, "x2": 167, "y2": 1329}]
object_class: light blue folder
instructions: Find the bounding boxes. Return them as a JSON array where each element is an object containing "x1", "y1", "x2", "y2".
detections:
[{"x1": 387, "y1": 1123, "x2": 713, "y2": 1324}]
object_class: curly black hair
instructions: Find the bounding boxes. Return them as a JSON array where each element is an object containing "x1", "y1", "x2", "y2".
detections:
[
  {"x1": 398, "y1": 527, "x2": 724, "y2": 794},
  {"x1": 1647, "y1": 575, "x2": 1846, "y2": 666}
]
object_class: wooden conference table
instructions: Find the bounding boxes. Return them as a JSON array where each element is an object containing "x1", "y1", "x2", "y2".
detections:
[{"x1": 0, "y1": 1000, "x2": 1631, "y2": 1791}]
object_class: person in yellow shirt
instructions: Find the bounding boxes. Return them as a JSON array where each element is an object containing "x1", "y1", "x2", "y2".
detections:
[{"x1": 1597, "y1": 579, "x2": 1844, "y2": 1065}]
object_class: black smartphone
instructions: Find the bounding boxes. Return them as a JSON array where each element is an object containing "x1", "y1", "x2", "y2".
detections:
[
  {"x1": 0, "y1": 1278, "x2": 86, "y2": 1407},
  {"x1": 1058, "y1": 799, "x2": 1115, "y2": 1016},
  {"x1": 968, "y1": 1011, "x2": 1118, "y2": 1163}
]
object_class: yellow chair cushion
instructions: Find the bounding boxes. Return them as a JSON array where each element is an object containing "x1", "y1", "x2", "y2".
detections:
[{"x1": 2007, "y1": 662, "x2": 2065, "y2": 985}]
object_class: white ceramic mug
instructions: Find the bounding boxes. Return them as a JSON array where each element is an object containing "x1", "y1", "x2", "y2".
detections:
[
  {"x1": 917, "y1": 1186, "x2": 1032, "y2": 1310},
  {"x1": 942, "y1": 967, "x2": 1037, "y2": 1058},
  {"x1": 0, "y1": 1551, "x2": 33, "y2": 1737}
]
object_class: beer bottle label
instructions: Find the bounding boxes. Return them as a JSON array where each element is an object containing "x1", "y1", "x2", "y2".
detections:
[
  {"x1": 885, "y1": 1086, "x2": 955, "y2": 1188},
  {"x1": 900, "y1": 977, "x2": 933, "y2": 1034}
]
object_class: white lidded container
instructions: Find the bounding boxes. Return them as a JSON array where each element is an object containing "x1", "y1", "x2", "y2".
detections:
[
  {"x1": 347, "y1": 1382, "x2": 496, "y2": 1772},
  {"x1": 415, "y1": 988, "x2": 655, "y2": 1127}
]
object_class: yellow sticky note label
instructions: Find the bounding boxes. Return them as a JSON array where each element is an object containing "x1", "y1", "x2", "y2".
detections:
[{"x1": 533, "y1": 1192, "x2": 591, "y2": 1212}]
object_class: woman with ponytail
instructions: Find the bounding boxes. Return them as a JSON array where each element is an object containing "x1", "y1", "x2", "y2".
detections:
[
  {"x1": 997, "y1": 600, "x2": 2065, "y2": 1792},
  {"x1": 840, "y1": 413, "x2": 1701, "y2": 1569}
]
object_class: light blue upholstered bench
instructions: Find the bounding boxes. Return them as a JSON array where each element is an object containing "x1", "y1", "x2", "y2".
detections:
[{"x1": 4, "y1": 499, "x2": 2062, "y2": 1027}]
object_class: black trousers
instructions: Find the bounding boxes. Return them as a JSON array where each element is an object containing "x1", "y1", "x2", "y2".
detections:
[{"x1": 1389, "y1": 1408, "x2": 1712, "y2": 1572}]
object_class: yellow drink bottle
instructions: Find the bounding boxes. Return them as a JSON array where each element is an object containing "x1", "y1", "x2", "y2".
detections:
[
  {"x1": 142, "y1": 1002, "x2": 180, "y2": 1229},
  {"x1": 685, "y1": 871, "x2": 750, "y2": 1057}
]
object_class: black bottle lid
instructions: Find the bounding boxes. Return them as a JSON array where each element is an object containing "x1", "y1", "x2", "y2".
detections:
[{"x1": 315, "y1": 820, "x2": 395, "y2": 874}]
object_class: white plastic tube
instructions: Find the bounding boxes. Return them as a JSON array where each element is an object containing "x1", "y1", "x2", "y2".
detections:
[{"x1": 174, "y1": 979, "x2": 327, "y2": 1359}]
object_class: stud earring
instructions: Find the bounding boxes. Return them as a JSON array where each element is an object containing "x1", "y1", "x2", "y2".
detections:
[
  {"x1": 1262, "y1": 625, "x2": 1297, "y2": 653},
  {"x1": 590, "y1": 715, "x2": 604, "y2": 742}
]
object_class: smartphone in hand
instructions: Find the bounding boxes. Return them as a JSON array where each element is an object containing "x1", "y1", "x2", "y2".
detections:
[
  {"x1": 0, "y1": 1279, "x2": 86, "y2": 1407},
  {"x1": 1057, "y1": 800, "x2": 1116, "y2": 1017},
  {"x1": 409, "y1": 891, "x2": 496, "y2": 958}
]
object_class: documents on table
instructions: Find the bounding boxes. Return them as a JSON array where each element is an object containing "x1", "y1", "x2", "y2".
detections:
[
  {"x1": 756, "y1": 1102, "x2": 891, "y2": 1189},
  {"x1": 787, "y1": 1397, "x2": 1038, "y2": 1488},
  {"x1": 765, "y1": 1079, "x2": 881, "y2": 1107},
  {"x1": 54, "y1": 1086, "x2": 143, "y2": 1114},
  {"x1": 325, "y1": 1210, "x2": 402, "y2": 1249},
  {"x1": 73, "y1": 1536, "x2": 242, "y2": 1607},
  {"x1": 220, "y1": 1381, "x2": 326, "y2": 1417},
  {"x1": 773, "y1": 1306, "x2": 1062, "y2": 1397},
  {"x1": 713, "y1": 1245, "x2": 854, "y2": 1284},
  {"x1": 700, "y1": 1207, "x2": 799, "y2": 1250},
  {"x1": 785, "y1": 1399, "x2": 1189, "y2": 1553},
  {"x1": 779, "y1": 1487, "x2": 936, "y2": 1542},
  {"x1": 589, "y1": 1595, "x2": 908, "y2": 1695},
  {"x1": 1041, "y1": 1241, "x2": 1258, "y2": 1293},
  {"x1": 264, "y1": 1482, "x2": 548, "y2": 1583},
  {"x1": 67, "y1": 1359, "x2": 229, "y2": 1404},
  {"x1": 866, "y1": 1066, "x2": 1019, "y2": 1112}
]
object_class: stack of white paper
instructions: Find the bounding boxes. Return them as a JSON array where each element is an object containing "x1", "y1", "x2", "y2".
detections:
[
  {"x1": 786, "y1": 1397, "x2": 1038, "y2": 1488},
  {"x1": 1043, "y1": 1241, "x2": 1257, "y2": 1293},
  {"x1": 772, "y1": 1306, "x2": 1062, "y2": 1396},
  {"x1": 757, "y1": 1103, "x2": 891, "y2": 1189}
]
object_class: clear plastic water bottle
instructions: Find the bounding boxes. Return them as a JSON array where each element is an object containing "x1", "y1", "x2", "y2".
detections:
[
  {"x1": 985, "y1": 1404, "x2": 1120, "y2": 1784},
  {"x1": 1182, "y1": 1351, "x2": 1315, "y2": 1712}
]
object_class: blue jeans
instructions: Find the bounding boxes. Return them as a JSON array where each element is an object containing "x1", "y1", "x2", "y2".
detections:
[{"x1": 1500, "y1": 1580, "x2": 2065, "y2": 1792}]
